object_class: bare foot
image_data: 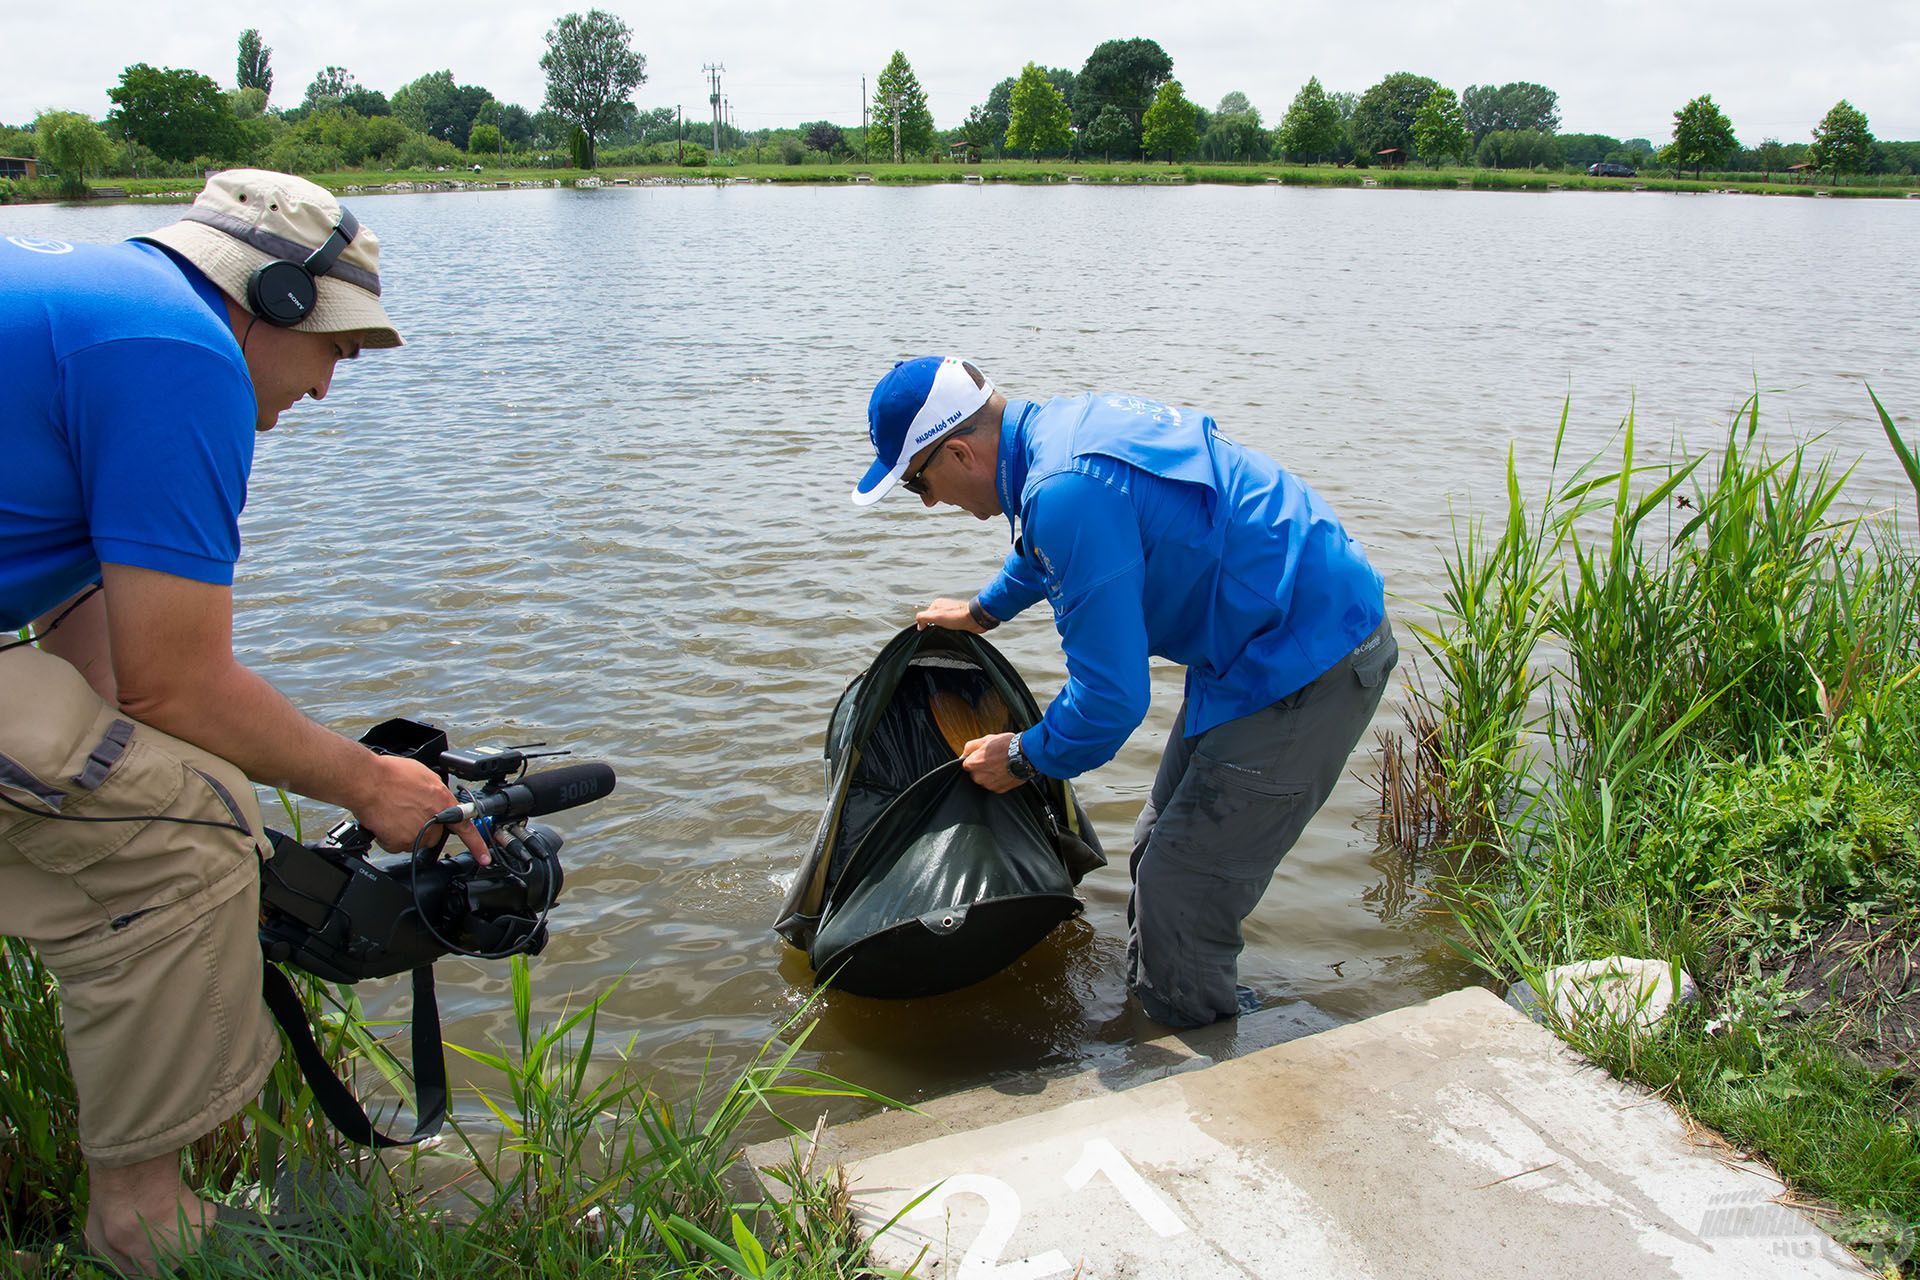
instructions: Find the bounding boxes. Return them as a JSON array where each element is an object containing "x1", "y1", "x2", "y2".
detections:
[{"x1": 84, "y1": 1191, "x2": 216, "y2": 1276}]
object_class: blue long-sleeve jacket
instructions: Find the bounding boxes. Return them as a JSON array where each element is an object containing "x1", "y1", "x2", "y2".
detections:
[{"x1": 974, "y1": 394, "x2": 1384, "y2": 780}]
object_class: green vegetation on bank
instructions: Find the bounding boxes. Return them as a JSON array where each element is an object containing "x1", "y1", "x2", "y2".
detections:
[
  {"x1": 4, "y1": 23, "x2": 1918, "y2": 208},
  {"x1": 3, "y1": 872, "x2": 906, "y2": 1277},
  {"x1": 1383, "y1": 390, "x2": 1920, "y2": 1266},
  {"x1": 10, "y1": 160, "x2": 1916, "y2": 207}
]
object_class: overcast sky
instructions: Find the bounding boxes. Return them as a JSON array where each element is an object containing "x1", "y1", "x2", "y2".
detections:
[{"x1": 8, "y1": 0, "x2": 1917, "y2": 143}]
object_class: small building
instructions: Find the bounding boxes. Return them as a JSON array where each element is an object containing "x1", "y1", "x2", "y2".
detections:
[
  {"x1": 1374, "y1": 147, "x2": 1405, "y2": 169},
  {"x1": 948, "y1": 139, "x2": 980, "y2": 163},
  {"x1": 0, "y1": 156, "x2": 38, "y2": 181}
]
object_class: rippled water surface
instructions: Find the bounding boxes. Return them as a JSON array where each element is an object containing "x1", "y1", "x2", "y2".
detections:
[{"x1": 8, "y1": 184, "x2": 1917, "y2": 1120}]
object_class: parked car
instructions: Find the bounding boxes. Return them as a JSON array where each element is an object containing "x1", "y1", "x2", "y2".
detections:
[{"x1": 1588, "y1": 162, "x2": 1637, "y2": 177}]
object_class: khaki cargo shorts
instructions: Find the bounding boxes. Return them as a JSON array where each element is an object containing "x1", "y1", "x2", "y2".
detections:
[{"x1": 0, "y1": 645, "x2": 280, "y2": 1167}]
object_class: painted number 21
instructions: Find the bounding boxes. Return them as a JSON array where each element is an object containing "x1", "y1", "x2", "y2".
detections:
[{"x1": 906, "y1": 1137, "x2": 1188, "y2": 1279}]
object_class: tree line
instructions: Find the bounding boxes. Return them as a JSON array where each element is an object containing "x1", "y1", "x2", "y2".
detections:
[
  {"x1": 4, "y1": 20, "x2": 1915, "y2": 193},
  {"x1": 2, "y1": 10, "x2": 664, "y2": 193}
]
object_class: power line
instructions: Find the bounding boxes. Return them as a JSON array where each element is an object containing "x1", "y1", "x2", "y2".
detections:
[{"x1": 703, "y1": 62, "x2": 724, "y2": 154}]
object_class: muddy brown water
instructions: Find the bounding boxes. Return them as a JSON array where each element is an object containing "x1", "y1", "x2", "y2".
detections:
[{"x1": 6, "y1": 185, "x2": 1917, "y2": 1132}]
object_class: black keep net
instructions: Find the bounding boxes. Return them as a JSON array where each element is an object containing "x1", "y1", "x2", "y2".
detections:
[{"x1": 774, "y1": 626, "x2": 1104, "y2": 997}]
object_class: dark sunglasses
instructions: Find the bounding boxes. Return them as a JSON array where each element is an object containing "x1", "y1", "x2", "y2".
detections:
[{"x1": 901, "y1": 426, "x2": 975, "y2": 496}]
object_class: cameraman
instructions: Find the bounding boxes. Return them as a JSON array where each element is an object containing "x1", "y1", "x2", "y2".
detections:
[{"x1": 0, "y1": 171, "x2": 484, "y2": 1275}]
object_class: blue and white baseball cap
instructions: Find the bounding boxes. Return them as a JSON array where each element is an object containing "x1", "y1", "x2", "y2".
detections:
[{"x1": 851, "y1": 356, "x2": 996, "y2": 506}]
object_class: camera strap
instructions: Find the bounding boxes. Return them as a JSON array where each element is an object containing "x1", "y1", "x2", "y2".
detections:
[{"x1": 261, "y1": 961, "x2": 449, "y2": 1148}]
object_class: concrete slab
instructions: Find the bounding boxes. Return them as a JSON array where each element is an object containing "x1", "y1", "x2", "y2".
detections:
[{"x1": 754, "y1": 988, "x2": 1870, "y2": 1279}]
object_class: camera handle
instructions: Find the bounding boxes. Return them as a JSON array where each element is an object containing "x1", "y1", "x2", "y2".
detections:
[{"x1": 261, "y1": 960, "x2": 448, "y2": 1148}]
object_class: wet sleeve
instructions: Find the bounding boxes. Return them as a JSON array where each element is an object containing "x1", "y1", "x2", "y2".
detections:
[
  {"x1": 1016, "y1": 473, "x2": 1150, "y2": 780},
  {"x1": 63, "y1": 338, "x2": 256, "y2": 584}
]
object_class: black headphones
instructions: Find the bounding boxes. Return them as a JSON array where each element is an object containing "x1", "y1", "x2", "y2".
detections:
[{"x1": 245, "y1": 205, "x2": 360, "y2": 327}]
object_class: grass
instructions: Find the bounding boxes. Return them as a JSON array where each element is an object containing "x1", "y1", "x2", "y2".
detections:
[
  {"x1": 39, "y1": 160, "x2": 1917, "y2": 204},
  {"x1": 1384, "y1": 386, "x2": 1920, "y2": 1269},
  {"x1": 3, "y1": 894, "x2": 909, "y2": 1278}
]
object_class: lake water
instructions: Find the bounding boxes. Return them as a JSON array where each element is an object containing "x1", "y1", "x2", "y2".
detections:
[{"x1": 6, "y1": 183, "x2": 1917, "y2": 1126}]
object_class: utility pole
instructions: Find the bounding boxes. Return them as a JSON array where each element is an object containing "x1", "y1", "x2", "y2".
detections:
[
  {"x1": 861, "y1": 76, "x2": 868, "y2": 156},
  {"x1": 676, "y1": 104, "x2": 682, "y2": 165},
  {"x1": 703, "y1": 63, "x2": 724, "y2": 155},
  {"x1": 723, "y1": 96, "x2": 731, "y2": 154}
]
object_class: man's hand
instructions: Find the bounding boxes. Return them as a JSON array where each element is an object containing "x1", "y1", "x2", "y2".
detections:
[
  {"x1": 916, "y1": 597, "x2": 985, "y2": 633},
  {"x1": 352, "y1": 755, "x2": 490, "y2": 864},
  {"x1": 960, "y1": 732, "x2": 1023, "y2": 793},
  {"x1": 100, "y1": 563, "x2": 491, "y2": 864}
]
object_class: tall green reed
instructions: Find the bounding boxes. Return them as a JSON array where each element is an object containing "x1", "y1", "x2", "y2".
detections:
[
  {"x1": 0, "y1": 943, "x2": 81, "y2": 1241},
  {"x1": 1395, "y1": 389, "x2": 1919, "y2": 975}
]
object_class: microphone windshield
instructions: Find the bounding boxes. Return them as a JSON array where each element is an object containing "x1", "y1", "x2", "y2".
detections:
[{"x1": 518, "y1": 763, "x2": 617, "y2": 818}]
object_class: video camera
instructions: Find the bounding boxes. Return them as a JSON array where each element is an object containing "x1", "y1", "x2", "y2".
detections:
[{"x1": 256, "y1": 716, "x2": 616, "y2": 1147}]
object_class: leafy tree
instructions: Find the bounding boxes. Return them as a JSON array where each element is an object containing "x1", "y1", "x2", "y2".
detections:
[
  {"x1": 33, "y1": 111, "x2": 115, "y2": 193},
  {"x1": 1085, "y1": 104, "x2": 1129, "y2": 161},
  {"x1": 804, "y1": 121, "x2": 845, "y2": 154},
  {"x1": 955, "y1": 107, "x2": 995, "y2": 159},
  {"x1": 1412, "y1": 87, "x2": 1470, "y2": 166},
  {"x1": 362, "y1": 114, "x2": 410, "y2": 163},
  {"x1": 871, "y1": 51, "x2": 933, "y2": 161},
  {"x1": 304, "y1": 67, "x2": 357, "y2": 111},
  {"x1": 1202, "y1": 93, "x2": 1265, "y2": 162},
  {"x1": 1140, "y1": 79, "x2": 1199, "y2": 163},
  {"x1": 108, "y1": 64, "x2": 238, "y2": 163},
  {"x1": 1461, "y1": 82, "x2": 1558, "y2": 140},
  {"x1": 1666, "y1": 93, "x2": 1737, "y2": 177},
  {"x1": 1557, "y1": 133, "x2": 1621, "y2": 170},
  {"x1": 982, "y1": 77, "x2": 1015, "y2": 155},
  {"x1": 540, "y1": 8, "x2": 647, "y2": 169},
  {"x1": 623, "y1": 105, "x2": 678, "y2": 144},
  {"x1": 393, "y1": 70, "x2": 494, "y2": 150},
  {"x1": 228, "y1": 87, "x2": 268, "y2": 120},
  {"x1": 468, "y1": 122, "x2": 504, "y2": 157},
  {"x1": 1351, "y1": 72, "x2": 1439, "y2": 162},
  {"x1": 236, "y1": 29, "x2": 272, "y2": 99},
  {"x1": 1005, "y1": 61, "x2": 1071, "y2": 158},
  {"x1": 1074, "y1": 37, "x2": 1173, "y2": 146},
  {"x1": 1876, "y1": 140, "x2": 1920, "y2": 176},
  {"x1": 342, "y1": 87, "x2": 389, "y2": 117},
  {"x1": 1276, "y1": 76, "x2": 1342, "y2": 162},
  {"x1": 396, "y1": 134, "x2": 463, "y2": 170},
  {"x1": 1474, "y1": 129, "x2": 1560, "y2": 169},
  {"x1": 1753, "y1": 137, "x2": 1787, "y2": 181},
  {"x1": 490, "y1": 103, "x2": 534, "y2": 146},
  {"x1": 1810, "y1": 99, "x2": 1873, "y2": 179}
]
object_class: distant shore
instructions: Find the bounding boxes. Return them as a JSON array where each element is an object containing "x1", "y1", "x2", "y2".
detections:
[{"x1": 13, "y1": 161, "x2": 1920, "y2": 206}]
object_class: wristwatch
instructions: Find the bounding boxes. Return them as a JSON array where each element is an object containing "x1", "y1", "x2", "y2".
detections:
[{"x1": 1004, "y1": 733, "x2": 1038, "y2": 782}]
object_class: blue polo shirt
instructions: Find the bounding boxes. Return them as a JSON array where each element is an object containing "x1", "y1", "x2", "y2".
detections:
[
  {"x1": 0, "y1": 236, "x2": 255, "y2": 631},
  {"x1": 975, "y1": 394, "x2": 1384, "y2": 780}
]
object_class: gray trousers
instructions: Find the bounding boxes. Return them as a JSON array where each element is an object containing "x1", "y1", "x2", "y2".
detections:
[{"x1": 1127, "y1": 620, "x2": 1398, "y2": 1028}]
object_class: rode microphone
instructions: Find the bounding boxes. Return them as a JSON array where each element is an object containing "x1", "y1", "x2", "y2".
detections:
[{"x1": 433, "y1": 763, "x2": 616, "y2": 825}]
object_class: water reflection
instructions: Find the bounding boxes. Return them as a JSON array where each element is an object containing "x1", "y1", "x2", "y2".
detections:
[{"x1": 4, "y1": 186, "x2": 1914, "y2": 1119}]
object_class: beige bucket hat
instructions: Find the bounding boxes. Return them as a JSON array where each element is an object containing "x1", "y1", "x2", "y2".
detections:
[{"x1": 135, "y1": 169, "x2": 402, "y2": 348}]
